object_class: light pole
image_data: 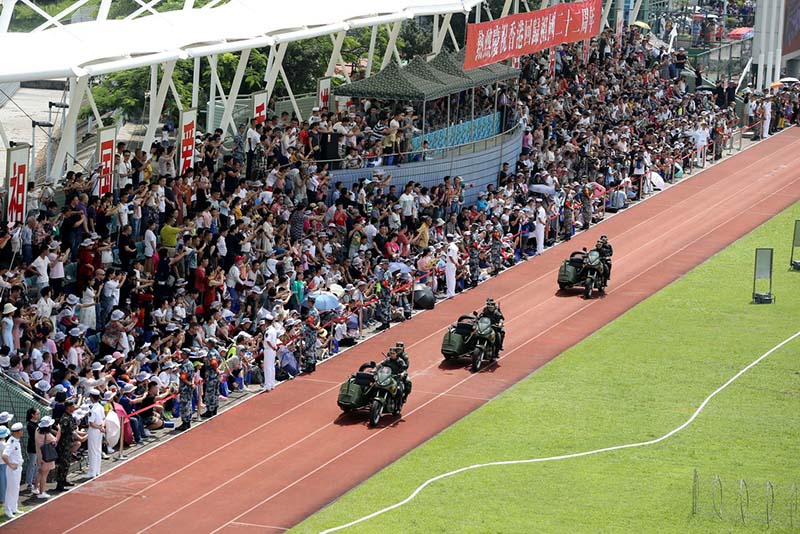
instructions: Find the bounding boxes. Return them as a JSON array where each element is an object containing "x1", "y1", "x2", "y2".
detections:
[
  {"x1": 46, "y1": 101, "x2": 69, "y2": 181},
  {"x1": 31, "y1": 120, "x2": 54, "y2": 184}
]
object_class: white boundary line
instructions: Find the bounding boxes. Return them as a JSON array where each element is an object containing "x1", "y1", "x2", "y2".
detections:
[
  {"x1": 5, "y1": 128, "x2": 785, "y2": 532},
  {"x1": 208, "y1": 166, "x2": 800, "y2": 533},
  {"x1": 146, "y1": 137, "x2": 800, "y2": 533},
  {"x1": 319, "y1": 330, "x2": 800, "y2": 533}
]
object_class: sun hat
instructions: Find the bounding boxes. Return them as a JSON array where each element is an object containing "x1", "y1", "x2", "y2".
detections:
[
  {"x1": 91, "y1": 361, "x2": 103, "y2": 371},
  {"x1": 110, "y1": 310, "x2": 125, "y2": 321},
  {"x1": 0, "y1": 427, "x2": 9, "y2": 439},
  {"x1": 10, "y1": 422, "x2": 23, "y2": 432},
  {"x1": 0, "y1": 412, "x2": 13, "y2": 424},
  {"x1": 35, "y1": 380, "x2": 50, "y2": 392},
  {"x1": 38, "y1": 416, "x2": 55, "y2": 429},
  {"x1": 2, "y1": 303, "x2": 16, "y2": 315},
  {"x1": 66, "y1": 294, "x2": 80, "y2": 305}
]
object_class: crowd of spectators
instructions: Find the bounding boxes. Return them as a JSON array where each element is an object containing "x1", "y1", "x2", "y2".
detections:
[{"x1": 0, "y1": 24, "x2": 798, "y2": 509}]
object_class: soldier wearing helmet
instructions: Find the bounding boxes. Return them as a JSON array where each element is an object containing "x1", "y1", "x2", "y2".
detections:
[
  {"x1": 480, "y1": 298, "x2": 505, "y2": 354},
  {"x1": 595, "y1": 235, "x2": 613, "y2": 281}
]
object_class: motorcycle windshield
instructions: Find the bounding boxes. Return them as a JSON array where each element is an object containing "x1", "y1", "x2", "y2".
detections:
[
  {"x1": 376, "y1": 366, "x2": 393, "y2": 386},
  {"x1": 587, "y1": 250, "x2": 601, "y2": 265},
  {"x1": 477, "y1": 317, "x2": 493, "y2": 335}
]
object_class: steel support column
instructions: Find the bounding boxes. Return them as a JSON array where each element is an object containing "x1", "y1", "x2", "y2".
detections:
[
  {"x1": 52, "y1": 76, "x2": 88, "y2": 182},
  {"x1": 142, "y1": 61, "x2": 177, "y2": 150},
  {"x1": 382, "y1": 22, "x2": 402, "y2": 68},
  {"x1": 366, "y1": 25, "x2": 378, "y2": 77},
  {"x1": 219, "y1": 48, "x2": 250, "y2": 136}
]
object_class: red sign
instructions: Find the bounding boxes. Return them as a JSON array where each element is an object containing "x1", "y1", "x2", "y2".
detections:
[
  {"x1": 252, "y1": 91, "x2": 267, "y2": 125},
  {"x1": 98, "y1": 139, "x2": 114, "y2": 195},
  {"x1": 464, "y1": 0, "x2": 602, "y2": 70},
  {"x1": 179, "y1": 108, "x2": 197, "y2": 175},
  {"x1": 6, "y1": 145, "x2": 29, "y2": 224},
  {"x1": 181, "y1": 120, "x2": 195, "y2": 174}
]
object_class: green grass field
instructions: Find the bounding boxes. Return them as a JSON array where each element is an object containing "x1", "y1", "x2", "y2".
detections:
[{"x1": 294, "y1": 201, "x2": 800, "y2": 534}]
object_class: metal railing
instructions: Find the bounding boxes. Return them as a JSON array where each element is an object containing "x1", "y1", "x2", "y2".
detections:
[
  {"x1": 315, "y1": 121, "x2": 520, "y2": 169},
  {"x1": 693, "y1": 38, "x2": 753, "y2": 84}
]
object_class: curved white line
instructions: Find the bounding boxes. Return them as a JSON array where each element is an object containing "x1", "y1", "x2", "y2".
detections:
[{"x1": 319, "y1": 330, "x2": 800, "y2": 533}]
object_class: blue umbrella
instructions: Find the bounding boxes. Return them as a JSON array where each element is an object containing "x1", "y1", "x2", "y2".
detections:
[
  {"x1": 388, "y1": 262, "x2": 413, "y2": 275},
  {"x1": 306, "y1": 291, "x2": 340, "y2": 312}
]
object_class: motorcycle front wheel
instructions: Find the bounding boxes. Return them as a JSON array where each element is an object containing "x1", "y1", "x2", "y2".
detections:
[
  {"x1": 369, "y1": 399, "x2": 382, "y2": 427},
  {"x1": 471, "y1": 347, "x2": 483, "y2": 373},
  {"x1": 584, "y1": 277, "x2": 594, "y2": 299}
]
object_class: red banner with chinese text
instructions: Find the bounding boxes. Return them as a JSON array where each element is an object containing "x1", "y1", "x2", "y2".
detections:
[
  {"x1": 5, "y1": 144, "x2": 30, "y2": 224},
  {"x1": 179, "y1": 108, "x2": 197, "y2": 175},
  {"x1": 464, "y1": 0, "x2": 602, "y2": 70},
  {"x1": 96, "y1": 126, "x2": 115, "y2": 196}
]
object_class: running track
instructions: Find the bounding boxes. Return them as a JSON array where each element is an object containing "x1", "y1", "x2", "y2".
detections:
[{"x1": 10, "y1": 130, "x2": 800, "y2": 534}]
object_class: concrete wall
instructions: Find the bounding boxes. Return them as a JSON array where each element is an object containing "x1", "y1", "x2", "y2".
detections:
[{"x1": 328, "y1": 127, "x2": 523, "y2": 207}]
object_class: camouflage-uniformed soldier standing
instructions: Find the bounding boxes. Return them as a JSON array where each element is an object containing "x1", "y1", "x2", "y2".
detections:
[
  {"x1": 376, "y1": 259, "x2": 393, "y2": 331},
  {"x1": 301, "y1": 317, "x2": 318, "y2": 373},
  {"x1": 467, "y1": 230, "x2": 481, "y2": 288},
  {"x1": 55, "y1": 402, "x2": 77, "y2": 491},
  {"x1": 177, "y1": 354, "x2": 195, "y2": 431},
  {"x1": 490, "y1": 229, "x2": 503, "y2": 274},
  {"x1": 201, "y1": 348, "x2": 221, "y2": 418}
]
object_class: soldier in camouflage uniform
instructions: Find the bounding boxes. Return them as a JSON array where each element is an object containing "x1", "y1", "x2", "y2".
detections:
[
  {"x1": 376, "y1": 258, "x2": 393, "y2": 331},
  {"x1": 301, "y1": 316, "x2": 318, "y2": 373},
  {"x1": 200, "y1": 346, "x2": 221, "y2": 418},
  {"x1": 177, "y1": 352, "x2": 196, "y2": 431},
  {"x1": 490, "y1": 227, "x2": 503, "y2": 275},
  {"x1": 55, "y1": 400, "x2": 79, "y2": 491},
  {"x1": 467, "y1": 230, "x2": 481, "y2": 288}
]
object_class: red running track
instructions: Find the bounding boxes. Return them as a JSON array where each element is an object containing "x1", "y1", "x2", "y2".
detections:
[{"x1": 9, "y1": 130, "x2": 800, "y2": 534}]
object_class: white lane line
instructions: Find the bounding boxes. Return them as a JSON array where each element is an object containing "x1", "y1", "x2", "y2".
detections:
[
  {"x1": 230, "y1": 522, "x2": 289, "y2": 530},
  {"x1": 59, "y1": 131, "x2": 798, "y2": 534},
  {"x1": 145, "y1": 141, "x2": 800, "y2": 534},
  {"x1": 211, "y1": 176, "x2": 800, "y2": 533},
  {"x1": 319, "y1": 329, "x2": 800, "y2": 533}
]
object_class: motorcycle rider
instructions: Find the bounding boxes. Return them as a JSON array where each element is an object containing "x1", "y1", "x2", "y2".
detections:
[
  {"x1": 596, "y1": 235, "x2": 613, "y2": 282},
  {"x1": 381, "y1": 346, "x2": 412, "y2": 403},
  {"x1": 479, "y1": 298, "x2": 505, "y2": 354}
]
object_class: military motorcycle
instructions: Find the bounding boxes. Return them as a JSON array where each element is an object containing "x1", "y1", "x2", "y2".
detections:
[
  {"x1": 337, "y1": 362, "x2": 406, "y2": 426},
  {"x1": 557, "y1": 248, "x2": 607, "y2": 299},
  {"x1": 441, "y1": 313, "x2": 497, "y2": 372}
]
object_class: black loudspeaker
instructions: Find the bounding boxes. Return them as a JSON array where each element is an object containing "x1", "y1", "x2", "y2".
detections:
[{"x1": 320, "y1": 133, "x2": 341, "y2": 169}]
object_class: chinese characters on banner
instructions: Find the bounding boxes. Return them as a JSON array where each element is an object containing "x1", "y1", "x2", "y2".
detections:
[
  {"x1": 583, "y1": 38, "x2": 591, "y2": 64},
  {"x1": 252, "y1": 91, "x2": 267, "y2": 125},
  {"x1": 96, "y1": 126, "x2": 116, "y2": 196},
  {"x1": 464, "y1": 0, "x2": 602, "y2": 70},
  {"x1": 317, "y1": 77, "x2": 331, "y2": 110},
  {"x1": 5, "y1": 144, "x2": 30, "y2": 224},
  {"x1": 179, "y1": 108, "x2": 197, "y2": 175}
]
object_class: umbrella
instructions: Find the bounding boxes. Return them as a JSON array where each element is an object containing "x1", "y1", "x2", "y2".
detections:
[
  {"x1": 770, "y1": 81, "x2": 783, "y2": 89},
  {"x1": 696, "y1": 84, "x2": 717, "y2": 91},
  {"x1": 726, "y1": 27, "x2": 753, "y2": 40},
  {"x1": 412, "y1": 283, "x2": 435, "y2": 310},
  {"x1": 632, "y1": 21, "x2": 650, "y2": 30},
  {"x1": 328, "y1": 284, "x2": 345, "y2": 298},
  {"x1": 529, "y1": 184, "x2": 556, "y2": 196},
  {"x1": 306, "y1": 291, "x2": 340, "y2": 312},
  {"x1": 388, "y1": 262, "x2": 413, "y2": 275},
  {"x1": 779, "y1": 77, "x2": 799, "y2": 84}
]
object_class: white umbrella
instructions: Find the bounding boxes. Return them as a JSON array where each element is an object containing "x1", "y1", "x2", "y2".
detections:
[
  {"x1": 779, "y1": 77, "x2": 799, "y2": 84},
  {"x1": 328, "y1": 284, "x2": 345, "y2": 298}
]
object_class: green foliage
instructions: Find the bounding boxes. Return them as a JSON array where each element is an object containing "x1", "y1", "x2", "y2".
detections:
[{"x1": 294, "y1": 201, "x2": 800, "y2": 533}]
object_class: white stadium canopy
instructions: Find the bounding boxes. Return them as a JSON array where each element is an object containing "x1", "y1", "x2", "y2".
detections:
[{"x1": 0, "y1": 0, "x2": 482, "y2": 83}]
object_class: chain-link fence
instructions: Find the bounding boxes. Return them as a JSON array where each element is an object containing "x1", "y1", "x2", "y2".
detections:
[{"x1": 0, "y1": 372, "x2": 52, "y2": 462}]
